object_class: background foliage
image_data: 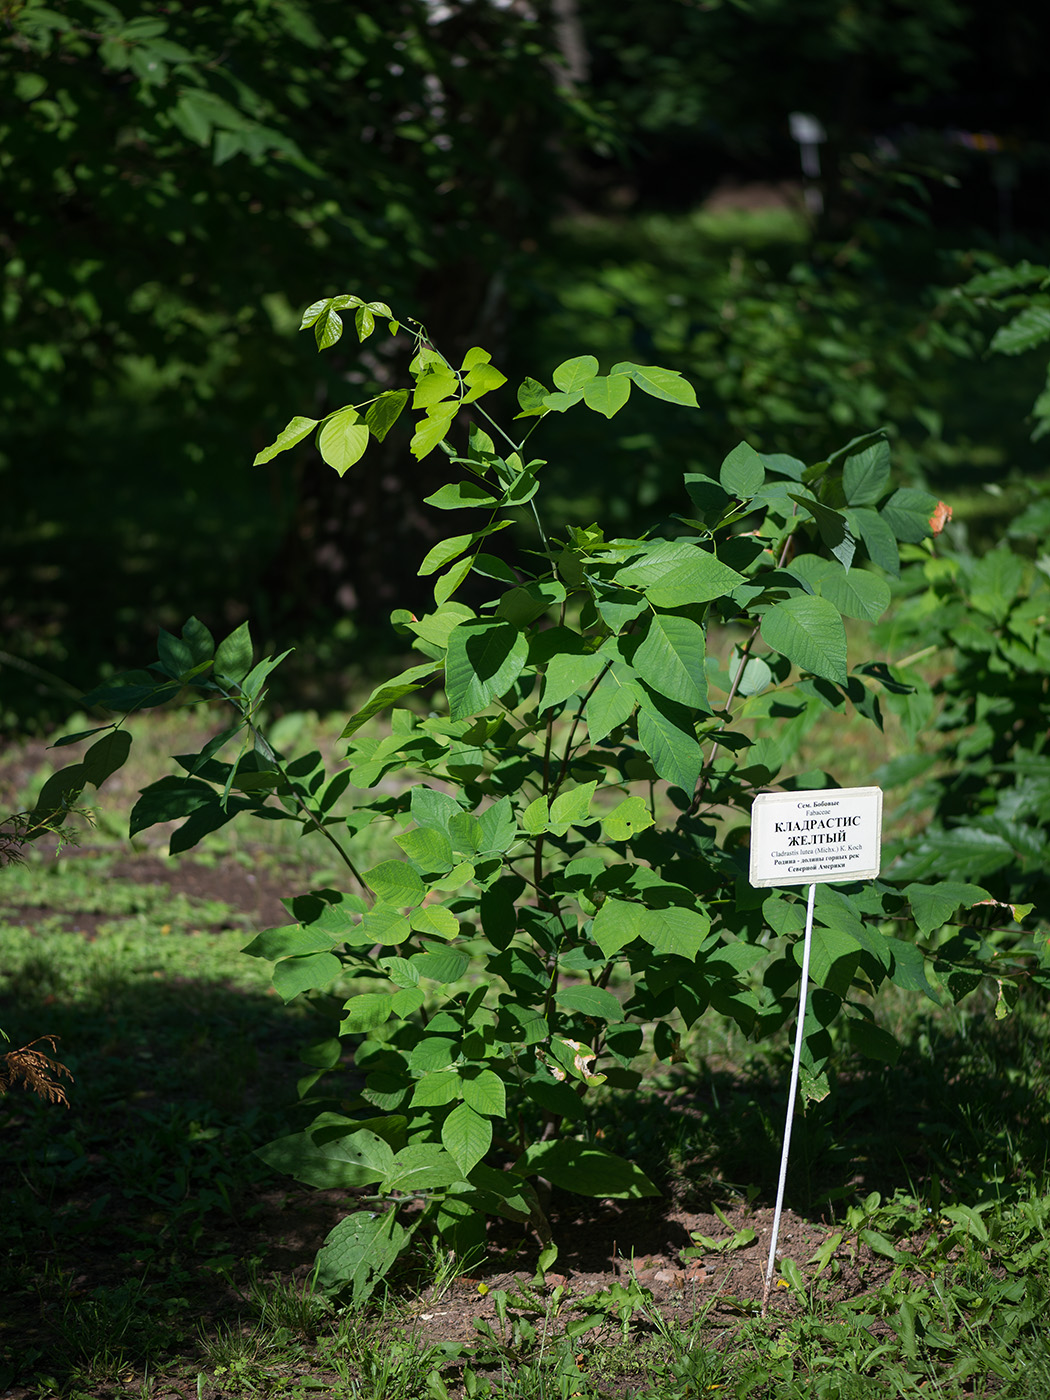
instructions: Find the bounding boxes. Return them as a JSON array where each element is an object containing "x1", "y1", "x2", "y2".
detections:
[{"x1": 2, "y1": 0, "x2": 1049, "y2": 731}]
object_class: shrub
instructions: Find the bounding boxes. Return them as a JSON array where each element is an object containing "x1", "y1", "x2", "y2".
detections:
[{"x1": 55, "y1": 294, "x2": 1047, "y2": 1300}]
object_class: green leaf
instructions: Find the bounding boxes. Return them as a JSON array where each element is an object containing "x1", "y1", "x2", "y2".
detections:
[
  {"x1": 365, "y1": 389, "x2": 409, "y2": 442},
  {"x1": 496, "y1": 580, "x2": 565, "y2": 628},
  {"x1": 359, "y1": 905, "x2": 412, "y2": 946},
  {"x1": 848, "y1": 1019, "x2": 901, "y2": 1065},
  {"x1": 396, "y1": 826, "x2": 454, "y2": 874},
  {"x1": 410, "y1": 404, "x2": 458, "y2": 460},
  {"x1": 318, "y1": 408, "x2": 369, "y2": 477},
  {"x1": 78, "y1": 729, "x2": 133, "y2": 788},
  {"x1": 411, "y1": 786, "x2": 463, "y2": 830},
  {"x1": 420, "y1": 522, "x2": 509, "y2": 576},
  {"x1": 522, "y1": 795, "x2": 549, "y2": 836},
  {"x1": 461, "y1": 1069, "x2": 506, "y2": 1117},
  {"x1": 515, "y1": 377, "x2": 550, "y2": 417},
  {"x1": 444, "y1": 618, "x2": 529, "y2": 720},
  {"x1": 51, "y1": 726, "x2": 117, "y2": 749},
  {"x1": 253, "y1": 415, "x2": 318, "y2": 466},
  {"x1": 315, "y1": 1126, "x2": 396, "y2": 1178},
  {"x1": 719, "y1": 441, "x2": 765, "y2": 497},
  {"x1": 424, "y1": 481, "x2": 499, "y2": 510},
  {"x1": 129, "y1": 775, "x2": 217, "y2": 836},
  {"x1": 961, "y1": 262, "x2": 1048, "y2": 296},
  {"x1": 552, "y1": 355, "x2": 599, "y2": 393},
  {"x1": 314, "y1": 308, "x2": 343, "y2": 350},
  {"x1": 214, "y1": 621, "x2": 253, "y2": 684},
  {"x1": 412, "y1": 1072, "x2": 461, "y2": 1108},
  {"x1": 881, "y1": 488, "x2": 940, "y2": 544},
  {"x1": 476, "y1": 796, "x2": 516, "y2": 855},
  {"x1": 156, "y1": 627, "x2": 196, "y2": 679},
  {"x1": 886, "y1": 939, "x2": 938, "y2": 1001},
  {"x1": 818, "y1": 569, "x2": 891, "y2": 622},
  {"x1": 542, "y1": 389, "x2": 584, "y2": 413},
  {"x1": 463, "y1": 359, "x2": 507, "y2": 403},
  {"x1": 549, "y1": 781, "x2": 598, "y2": 833},
  {"x1": 990, "y1": 304, "x2": 1050, "y2": 356},
  {"x1": 788, "y1": 494, "x2": 855, "y2": 571},
  {"x1": 442, "y1": 1102, "x2": 492, "y2": 1177},
  {"x1": 591, "y1": 898, "x2": 647, "y2": 956},
  {"x1": 761, "y1": 596, "x2": 848, "y2": 684},
  {"x1": 847, "y1": 507, "x2": 899, "y2": 577},
  {"x1": 15, "y1": 72, "x2": 48, "y2": 102},
  {"x1": 610, "y1": 362, "x2": 698, "y2": 408},
  {"x1": 633, "y1": 614, "x2": 708, "y2": 710},
  {"x1": 419, "y1": 532, "x2": 473, "y2": 577},
  {"x1": 554, "y1": 985, "x2": 624, "y2": 1022},
  {"x1": 582, "y1": 374, "x2": 631, "y2": 418},
  {"x1": 364, "y1": 860, "x2": 425, "y2": 907},
  {"x1": 271, "y1": 951, "x2": 342, "y2": 1002},
  {"x1": 412, "y1": 947, "x2": 471, "y2": 983},
  {"x1": 181, "y1": 616, "x2": 216, "y2": 666},
  {"x1": 591, "y1": 897, "x2": 709, "y2": 959},
  {"x1": 434, "y1": 555, "x2": 474, "y2": 606},
  {"x1": 449, "y1": 811, "x2": 483, "y2": 854},
  {"x1": 241, "y1": 648, "x2": 293, "y2": 703},
  {"x1": 340, "y1": 663, "x2": 438, "y2": 738},
  {"x1": 586, "y1": 672, "x2": 637, "y2": 743},
  {"x1": 409, "y1": 905, "x2": 461, "y2": 939},
  {"x1": 617, "y1": 543, "x2": 743, "y2": 603},
  {"x1": 315, "y1": 1211, "x2": 407, "y2": 1305},
  {"x1": 592, "y1": 584, "x2": 648, "y2": 632},
  {"x1": 803, "y1": 926, "x2": 861, "y2": 995},
  {"x1": 392, "y1": 985, "x2": 422, "y2": 1019},
  {"x1": 637, "y1": 905, "x2": 711, "y2": 958},
  {"x1": 540, "y1": 651, "x2": 605, "y2": 712},
  {"x1": 904, "y1": 881, "x2": 991, "y2": 936},
  {"x1": 515, "y1": 1141, "x2": 659, "y2": 1198},
  {"x1": 300, "y1": 299, "x2": 330, "y2": 329},
  {"x1": 647, "y1": 555, "x2": 744, "y2": 609},
  {"x1": 257, "y1": 1134, "x2": 380, "y2": 1192},
  {"x1": 634, "y1": 688, "x2": 703, "y2": 793},
  {"x1": 243, "y1": 921, "x2": 334, "y2": 961},
  {"x1": 340, "y1": 992, "x2": 395, "y2": 1033},
  {"x1": 968, "y1": 547, "x2": 1026, "y2": 623},
  {"x1": 380, "y1": 956, "x2": 420, "y2": 989},
  {"x1": 842, "y1": 438, "x2": 891, "y2": 506},
  {"x1": 413, "y1": 367, "x2": 458, "y2": 408},
  {"x1": 601, "y1": 796, "x2": 654, "y2": 842},
  {"x1": 383, "y1": 1144, "x2": 465, "y2": 1193}
]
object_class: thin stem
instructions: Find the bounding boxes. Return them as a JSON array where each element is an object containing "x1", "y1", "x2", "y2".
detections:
[
  {"x1": 529, "y1": 498, "x2": 557, "y2": 574},
  {"x1": 689, "y1": 524, "x2": 799, "y2": 813},
  {"x1": 472, "y1": 400, "x2": 522, "y2": 456},
  {"x1": 689, "y1": 620, "x2": 761, "y2": 811},
  {"x1": 550, "y1": 662, "x2": 612, "y2": 800},
  {"x1": 221, "y1": 687, "x2": 370, "y2": 897}
]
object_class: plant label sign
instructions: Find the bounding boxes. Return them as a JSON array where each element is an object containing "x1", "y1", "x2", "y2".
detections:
[{"x1": 749, "y1": 786, "x2": 883, "y2": 888}]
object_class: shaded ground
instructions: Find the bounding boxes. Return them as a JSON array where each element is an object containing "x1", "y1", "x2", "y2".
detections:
[
  {"x1": 3, "y1": 852, "x2": 864, "y2": 1371},
  {"x1": 3, "y1": 841, "x2": 1043, "y2": 1398}
]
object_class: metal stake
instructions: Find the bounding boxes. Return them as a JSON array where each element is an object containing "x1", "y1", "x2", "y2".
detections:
[{"x1": 762, "y1": 879, "x2": 817, "y2": 1314}]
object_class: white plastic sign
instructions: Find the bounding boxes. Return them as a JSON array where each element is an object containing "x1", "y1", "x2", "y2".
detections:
[{"x1": 749, "y1": 786, "x2": 883, "y2": 888}]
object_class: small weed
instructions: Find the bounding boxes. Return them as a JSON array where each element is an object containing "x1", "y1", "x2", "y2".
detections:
[
  {"x1": 246, "y1": 1263, "x2": 330, "y2": 1339},
  {"x1": 199, "y1": 1316, "x2": 267, "y2": 1368},
  {"x1": 56, "y1": 1278, "x2": 166, "y2": 1389}
]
